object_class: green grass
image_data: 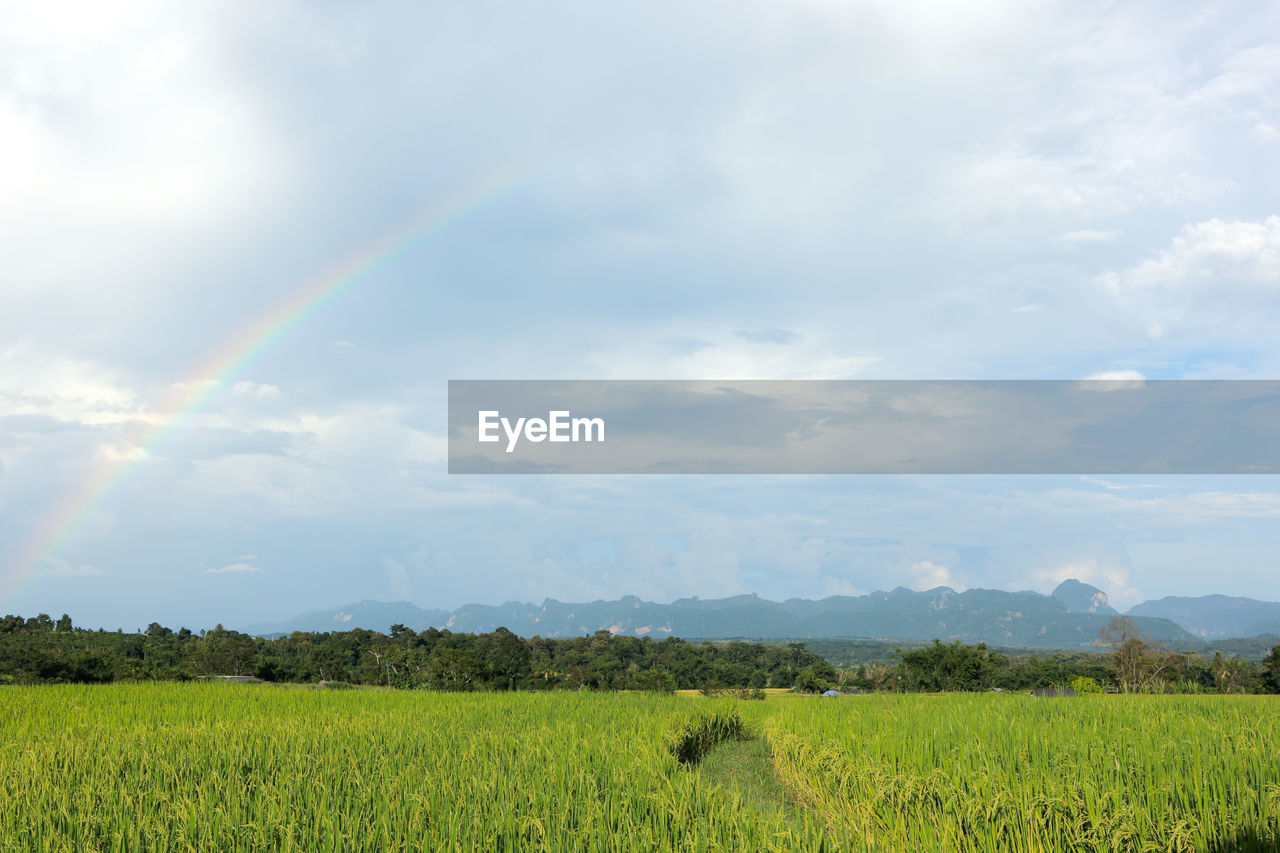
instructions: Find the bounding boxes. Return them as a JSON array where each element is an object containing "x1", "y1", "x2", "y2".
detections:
[{"x1": 698, "y1": 738, "x2": 801, "y2": 820}]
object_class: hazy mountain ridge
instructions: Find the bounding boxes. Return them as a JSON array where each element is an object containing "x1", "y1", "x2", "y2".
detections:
[
  {"x1": 1128, "y1": 594, "x2": 1280, "y2": 639},
  {"x1": 246, "y1": 600, "x2": 450, "y2": 638},
  {"x1": 242, "y1": 580, "x2": 1272, "y2": 650}
]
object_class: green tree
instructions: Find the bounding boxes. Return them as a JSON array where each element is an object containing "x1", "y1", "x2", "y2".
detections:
[
  {"x1": 898, "y1": 640, "x2": 1002, "y2": 691},
  {"x1": 1099, "y1": 617, "x2": 1176, "y2": 693},
  {"x1": 630, "y1": 668, "x2": 677, "y2": 693},
  {"x1": 193, "y1": 625, "x2": 257, "y2": 676},
  {"x1": 795, "y1": 661, "x2": 838, "y2": 693},
  {"x1": 475, "y1": 627, "x2": 531, "y2": 690},
  {"x1": 425, "y1": 648, "x2": 484, "y2": 690},
  {"x1": 1260, "y1": 645, "x2": 1280, "y2": 694}
]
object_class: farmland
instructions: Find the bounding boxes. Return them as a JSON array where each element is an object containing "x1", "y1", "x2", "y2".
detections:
[
  {"x1": 769, "y1": 694, "x2": 1280, "y2": 851},
  {"x1": 3, "y1": 685, "x2": 1278, "y2": 852}
]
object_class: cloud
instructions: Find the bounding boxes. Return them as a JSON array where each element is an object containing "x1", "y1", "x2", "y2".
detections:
[
  {"x1": 934, "y1": 39, "x2": 1280, "y2": 239},
  {"x1": 820, "y1": 576, "x2": 867, "y2": 597},
  {"x1": 32, "y1": 557, "x2": 105, "y2": 578},
  {"x1": 1032, "y1": 558, "x2": 1141, "y2": 610},
  {"x1": 1185, "y1": 45, "x2": 1280, "y2": 110},
  {"x1": 594, "y1": 330, "x2": 880, "y2": 379},
  {"x1": 909, "y1": 560, "x2": 962, "y2": 591},
  {"x1": 1024, "y1": 485, "x2": 1280, "y2": 524},
  {"x1": 168, "y1": 379, "x2": 222, "y2": 398},
  {"x1": 663, "y1": 337, "x2": 717, "y2": 355},
  {"x1": 1101, "y1": 216, "x2": 1280, "y2": 338},
  {"x1": 1082, "y1": 369, "x2": 1145, "y2": 382},
  {"x1": 1178, "y1": 491, "x2": 1280, "y2": 519},
  {"x1": 205, "y1": 561, "x2": 261, "y2": 575},
  {"x1": 1085, "y1": 366, "x2": 1146, "y2": 376},
  {"x1": 5, "y1": 1, "x2": 1280, "y2": 628},
  {"x1": 1105, "y1": 216, "x2": 1280, "y2": 290},
  {"x1": 1078, "y1": 477, "x2": 1164, "y2": 491},
  {"x1": 0, "y1": 345, "x2": 140, "y2": 426},
  {"x1": 1251, "y1": 122, "x2": 1280, "y2": 143},
  {"x1": 734, "y1": 329, "x2": 802, "y2": 346},
  {"x1": 231, "y1": 381, "x2": 280, "y2": 399},
  {"x1": 1058, "y1": 229, "x2": 1119, "y2": 245}
]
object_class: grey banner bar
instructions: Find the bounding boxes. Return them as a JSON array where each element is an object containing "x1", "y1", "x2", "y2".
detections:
[{"x1": 447, "y1": 380, "x2": 1280, "y2": 474}]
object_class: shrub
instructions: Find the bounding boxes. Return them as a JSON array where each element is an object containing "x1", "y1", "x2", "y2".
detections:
[
  {"x1": 700, "y1": 686, "x2": 766, "y2": 700},
  {"x1": 665, "y1": 711, "x2": 748, "y2": 767},
  {"x1": 1070, "y1": 676, "x2": 1103, "y2": 695},
  {"x1": 630, "y1": 669, "x2": 677, "y2": 694}
]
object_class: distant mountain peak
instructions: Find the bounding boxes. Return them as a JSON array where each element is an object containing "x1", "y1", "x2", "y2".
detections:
[
  {"x1": 249, "y1": 583, "x2": 1280, "y2": 650},
  {"x1": 1051, "y1": 579, "x2": 1117, "y2": 615},
  {"x1": 1129, "y1": 594, "x2": 1280, "y2": 639}
]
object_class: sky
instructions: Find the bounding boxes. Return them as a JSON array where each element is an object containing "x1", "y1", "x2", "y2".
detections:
[{"x1": 2, "y1": 0, "x2": 1279, "y2": 630}]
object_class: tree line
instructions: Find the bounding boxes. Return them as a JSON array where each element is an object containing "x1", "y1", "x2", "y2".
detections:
[
  {"x1": 0, "y1": 613, "x2": 832, "y2": 691},
  {"x1": 3, "y1": 613, "x2": 1278, "y2": 694},
  {"x1": 838, "y1": 618, "x2": 1280, "y2": 694}
]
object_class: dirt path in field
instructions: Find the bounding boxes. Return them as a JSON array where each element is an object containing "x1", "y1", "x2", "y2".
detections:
[{"x1": 697, "y1": 737, "x2": 805, "y2": 820}]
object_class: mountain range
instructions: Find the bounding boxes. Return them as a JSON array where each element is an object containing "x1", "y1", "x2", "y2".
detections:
[
  {"x1": 244, "y1": 580, "x2": 1280, "y2": 650},
  {"x1": 1129, "y1": 594, "x2": 1280, "y2": 639}
]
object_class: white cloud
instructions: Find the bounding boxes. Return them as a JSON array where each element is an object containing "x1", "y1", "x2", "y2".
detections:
[
  {"x1": 5, "y1": 1, "x2": 1280, "y2": 625},
  {"x1": 1026, "y1": 486, "x2": 1280, "y2": 524},
  {"x1": 1101, "y1": 216, "x2": 1280, "y2": 338},
  {"x1": 1178, "y1": 491, "x2": 1280, "y2": 519},
  {"x1": 945, "y1": 148, "x2": 1140, "y2": 221},
  {"x1": 592, "y1": 327, "x2": 880, "y2": 379},
  {"x1": 205, "y1": 561, "x2": 261, "y2": 575},
  {"x1": 1059, "y1": 229, "x2": 1119, "y2": 245},
  {"x1": 1032, "y1": 558, "x2": 1141, "y2": 610},
  {"x1": 1185, "y1": 45, "x2": 1280, "y2": 110},
  {"x1": 231, "y1": 381, "x2": 280, "y2": 399},
  {"x1": 909, "y1": 560, "x2": 962, "y2": 591},
  {"x1": 0, "y1": 1, "x2": 287, "y2": 302},
  {"x1": 820, "y1": 576, "x2": 867, "y2": 598},
  {"x1": 168, "y1": 379, "x2": 222, "y2": 397},
  {"x1": 1105, "y1": 216, "x2": 1280, "y2": 290},
  {"x1": 1078, "y1": 477, "x2": 1164, "y2": 491},
  {"x1": 1083, "y1": 369, "x2": 1145, "y2": 382},
  {"x1": 0, "y1": 345, "x2": 140, "y2": 425},
  {"x1": 1085, "y1": 366, "x2": 1146, "y2": 376},
  {"x1": 936, "y1": 35, "x2": 1280, "y2": 231},
  {"x1": 1251, "y1": 122, "x2": 1280, "y2": 143},
  {"x1": 32, "y1": 557, "x2": 105, "y2": 578}
]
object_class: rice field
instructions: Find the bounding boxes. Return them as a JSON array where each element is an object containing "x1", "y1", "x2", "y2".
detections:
[
  {"x1": 767, "y1": 693, "x2": 1280, "y2": 852},
  {"x1": 0, "y1": 684, "x2": 823, "y2": 852},
  {"x1": 2, "y1": 684, "x2": 1277, "y2": 852}
]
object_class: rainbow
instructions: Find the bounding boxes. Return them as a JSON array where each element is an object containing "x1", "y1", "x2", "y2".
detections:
[{"x1": 5, "y1": 171, "x2": 540, "y2": 603}]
